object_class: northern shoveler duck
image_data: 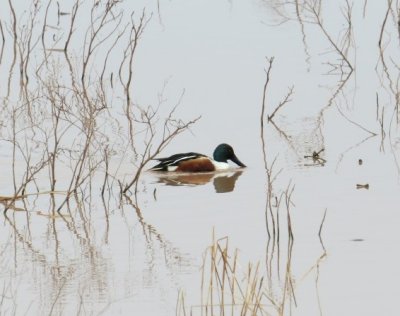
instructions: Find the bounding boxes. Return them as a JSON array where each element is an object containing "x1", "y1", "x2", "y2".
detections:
[{"x1": 150, "y1": 143, "x2": 246, "y2": 172}]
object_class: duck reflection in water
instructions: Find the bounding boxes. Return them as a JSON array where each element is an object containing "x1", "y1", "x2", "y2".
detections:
[{"x1": 152, "y1": 170, "x2": 244, "y2": 193}]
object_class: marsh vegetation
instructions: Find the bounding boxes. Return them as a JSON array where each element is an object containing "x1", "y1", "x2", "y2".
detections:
[{"x1": 1, "y1": 0, "x2": 400, "y2": 315}]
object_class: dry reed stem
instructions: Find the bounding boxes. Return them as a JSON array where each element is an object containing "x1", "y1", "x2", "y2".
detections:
[
  {"x1": 306, "y1": 1, "x2": 354, "y2": 73},
  {"x1": 260, "y1": 57, "x2": 274, "y2": 171},
  {"x1": 268, "y1": 86, "x2": 294, "y2": 121},
  {"x1": 376, "y1": 0, "x2": 400, "y2": 119},
  {"x1": 335, "y1": 102, "x2": 377, "y2": 136},
  {"x1": 0, "y1": 20, "x2": 5, "y2": 65},
  {"x1": 191, "y1": 233, "x2": 298, "y2": 316}
]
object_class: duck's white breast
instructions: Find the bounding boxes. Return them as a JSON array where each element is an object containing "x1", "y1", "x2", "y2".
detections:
[{"x1": 212, "y1": 161, "x2": 230, "y2": 170}]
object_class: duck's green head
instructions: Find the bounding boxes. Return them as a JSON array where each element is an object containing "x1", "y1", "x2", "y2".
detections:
[{"x1": 213, "y1": 143, "x2": 246, "y2": 167}]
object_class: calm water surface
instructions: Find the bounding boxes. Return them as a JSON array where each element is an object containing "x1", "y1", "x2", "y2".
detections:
[{"x1": 1, "y1": 0, "x2": 400, "y2": 315}]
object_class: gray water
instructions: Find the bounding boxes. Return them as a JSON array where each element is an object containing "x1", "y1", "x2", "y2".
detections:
[{"x1": 0, "y1": 1, "x2": 399, "y2": 315}]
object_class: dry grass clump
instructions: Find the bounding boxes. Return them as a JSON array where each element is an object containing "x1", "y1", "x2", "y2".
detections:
[{"x1": 177, "y1": 234, "x2": 297, "y2": 316}]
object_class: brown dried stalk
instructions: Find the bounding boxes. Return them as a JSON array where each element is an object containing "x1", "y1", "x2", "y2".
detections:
[
  {"x1": 119, "y1": 10, "x2": 152, "y2": 149},
  {"x1": 0, "y1": 20, "x2": 5, "y2": 65},
  {"x1": 268, "y1": 85, "x2": 294, "y2": 121}
]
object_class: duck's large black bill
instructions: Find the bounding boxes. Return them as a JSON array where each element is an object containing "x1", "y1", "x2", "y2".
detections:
[{"x1": 231, "y1": 154, "x2": 246, "y2": 167}]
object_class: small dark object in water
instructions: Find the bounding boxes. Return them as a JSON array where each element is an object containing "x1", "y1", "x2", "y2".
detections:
[
  {"x1": 351, "y1": 238, "x2": 365, "y2": 242},
  {"x1": 356, "y1": 183, "x2": 369, "y2": 189},
  {"x1": 304, "y1": 148, "x2": 326, "y2": 165},
  {"x1": 358, "y1": 159, "x2": 363, "y2": 165}
]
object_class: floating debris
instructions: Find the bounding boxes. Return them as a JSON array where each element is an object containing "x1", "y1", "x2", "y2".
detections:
[{"x1": 304, "y1": 148, "x2": 326, "y2": 166}]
